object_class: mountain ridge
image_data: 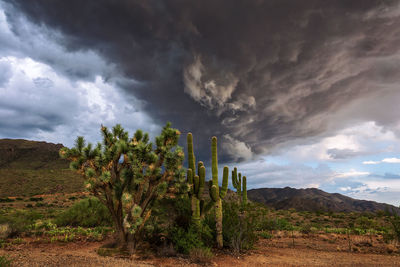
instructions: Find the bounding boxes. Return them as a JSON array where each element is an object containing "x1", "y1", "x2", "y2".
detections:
[{"x1": 248, "y1": 187, "x2": 400, "y2": 214}]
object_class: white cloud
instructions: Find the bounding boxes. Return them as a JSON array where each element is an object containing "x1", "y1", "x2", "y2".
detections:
[
  {"x1": 362, "y1": 157, "x2": 400, "y2": 164},
  {"x1": 274, "y1": 121, "x2": 400, "y2": 163},
  {"x1": 362, "y1": 160, "x2": 380, "y2": 165},
  {"x1": 334, "y1": 170, "x2": 370, "y2": 178},
  {"x1": 382, "y1": 157, "x2": 400, "y2": 163}
]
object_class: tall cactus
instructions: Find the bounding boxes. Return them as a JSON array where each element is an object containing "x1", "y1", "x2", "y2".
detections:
[
  {"x1": 232, "y1": 167, "x2": 247, "y2": 205},
  {"x1": 186, "y1": 133, "x2": 206, "y2": 226},
  {"x1": 209, "y1": 136, "x2": 228, "y2": 248}
]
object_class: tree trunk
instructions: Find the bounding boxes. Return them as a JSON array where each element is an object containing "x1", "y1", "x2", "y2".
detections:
[{"x1": 215, "y1": 198, "x2": 223, "y2": 249}]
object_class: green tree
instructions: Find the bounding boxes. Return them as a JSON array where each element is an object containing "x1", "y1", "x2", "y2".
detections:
[{"x1": 60, "y1": 123, "x2": 185, "y2": 251}]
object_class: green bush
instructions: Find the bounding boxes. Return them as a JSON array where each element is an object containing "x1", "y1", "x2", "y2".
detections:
[
  {"x1": 0, "y1": 255, "x2": 12, "y2": 267},
  {"x1": 259, "y1": 231, "x2": 273, "y2": 239},
  {"x1": 222, "y1": 201, "x2": 258, "y2": 252},
  {"x1": 0, "y1": 209, "x2": 43, "y2": 236},
  {"x1": 389, "y1": 214, "x2": 400, "y2": 241},
  {"x1": 260, "y1": 217, "x2": 292, "y2": 231},
  {"x1": 170, "y1": 223, "x2": 212, "y2": 254},
  {"x1": 189, "y1": 247, "x2": 213, "y2": 264},
  {"x1": 54, "y1": 198, "x2": 112, "y2": 227}
]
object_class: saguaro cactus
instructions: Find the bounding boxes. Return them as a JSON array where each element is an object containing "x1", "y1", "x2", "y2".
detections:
[
  {"x1": 232, "y1": 167, "x2": 247, "y2": 205},
  {"x1": 186, "y1": 133, "x2": 206, "y2": 225},
  {"x1": 209, "y1": 136, "x2": 228, "y2": 248},
  {"x1": 242, "y1": 176, "x2": 247, "y2": 206}
]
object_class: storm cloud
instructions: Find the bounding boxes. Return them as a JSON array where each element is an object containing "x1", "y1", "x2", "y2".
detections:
[{"x1": 3, "y1": 0, "x2": 400, "y2": 164}]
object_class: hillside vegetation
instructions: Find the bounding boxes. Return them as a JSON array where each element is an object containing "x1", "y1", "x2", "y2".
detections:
[{"x1": 0, "y1": 139, "x2": 83, "y2": 197}]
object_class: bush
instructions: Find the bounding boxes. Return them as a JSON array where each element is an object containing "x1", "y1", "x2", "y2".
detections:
[
  {"x1": 0, "y1": 209, "x2": 43, "y2": 236},
  {"x1": 222, "y1": 201, "x2": 258, "y2": 253},
  {"x1": 29, "y1": 197, "x2": 43, "y2": 202},
  {"x1": 170, "y1": 223, "x2": 213, "y2": 254},
  {"x1": 390, "y1": 214, "x2": 400, "y2": 241},
  {"x1": 259, "y1": 231, "x2": 273, "y2": 239},
  {"x1": 54, "y1": 198, "x2": 112, "y2": 227},
  {"x1": 189, "y1": 247, "x2": 213, "y2": 264},
  {"x1": 0, "y1": 255, "x2": 12, "y2": 267},
  {"x1": 0, "y1": 198, "x2": 14, "y2": 203},
  {"x1": 260, "y1": 217, "x2": 292, "y2": 231}
]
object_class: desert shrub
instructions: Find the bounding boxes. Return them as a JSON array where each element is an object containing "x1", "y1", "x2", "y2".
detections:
[
  {"x1": 0, "y1": 209, "x2": 43, "y2": 236},
  {"x1": 261, "y1": 217, "x2": 292, "y2": 231},
  {"x1": 300, "y1": 224, "x2": 313, "y2": 234},
  {"x1": 29, "y1": 197, "x2": 43, "y2": 202},
  {"x1": 189, "y1": 247, "x2": 213, "y2": 264},
  {"x1": 0, "y1": 198, "x2": 14, "y2": 203},
  {"x1": 142, "y1": 196, "x2": 192, "y2": 248},
  {"x1": 170, "y1": 223, "x2": 212, "y2": 254},
  {"x1": 259, "y1": 231, "x2": 273, "y2": 239},
  {"x1": 222, "y1": 201, "x2": 258, "y2": 252},
  {"x1": 55, "y1": 198, "x2": 112, "y2": 227},
  {"x1": 0, "y1": 255, "x2": 12, "y2": 267},
  {"x1": 389, "y1": 214, "x2": 400, "y2": 241}
]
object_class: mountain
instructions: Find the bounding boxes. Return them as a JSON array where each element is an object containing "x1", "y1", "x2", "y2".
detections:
[
  {"x1": 0, "y1": 139, "x2": 67, "y2": 169},
  {"x1": 0, "y1": 139, "x2": 82, "y2": 197},
  {"x1": 247, "y1": 187, "x2": 400, "y2": 214}
]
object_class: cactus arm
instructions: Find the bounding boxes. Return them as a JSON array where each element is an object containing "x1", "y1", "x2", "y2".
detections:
[
  {"x1": 187, "y1": 169, "x2": 194, "y2": 195},
  {"x1": 242, "y1": 176, "x2": 247, "y2": 205},
  {"x1": 210, "y1": 185, "x2": 218, "y2": 202},
  {"x1": 211, "y1": 136, "x2": 219, "y2": 196},
  {"x1": 231, "y1": 170, "x2": 237, "y2": 189},
  {"x1": 198, "y1": 166, "x2": 205, "y2": 198},
  {"x1": 219, "y1": 166, "x2": 229, "y2": 199},
  {"x1": 194, "y1": 175, "x2": 199, "y2": 195},
  {"x1": 238, "y1": 173, "x2": 242, "y2": 196},
  {"x1": 187, "y1": 133, "x2": 196, "y2": 173},
  {"x1": 197, "y1": 161, "x2": 203, "y2": 175}
]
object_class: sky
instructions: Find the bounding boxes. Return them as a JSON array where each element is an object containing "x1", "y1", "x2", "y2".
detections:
[{"x1": 0, "y1": 0, "x2": 400, "y2": 206}]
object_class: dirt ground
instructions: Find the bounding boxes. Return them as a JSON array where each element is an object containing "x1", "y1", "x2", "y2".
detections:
[{"x1": 1, "y1": 234, "x2": 400, "y2": 266}]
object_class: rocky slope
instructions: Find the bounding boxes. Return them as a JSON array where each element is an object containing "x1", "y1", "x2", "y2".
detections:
[
  {"x1": 248, "y1": 187, "x2": 400, "y2": 214},
  {"x1": 0, "y1": 139, "x2": 82, "y2": 197}
]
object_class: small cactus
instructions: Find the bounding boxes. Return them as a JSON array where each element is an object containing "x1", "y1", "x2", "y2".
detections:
[{"x1": 232, "y1": 167, "x2": 247, "y2": 205}]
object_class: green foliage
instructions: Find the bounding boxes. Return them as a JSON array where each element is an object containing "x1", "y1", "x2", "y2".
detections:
[
  {"x1": 259, "y1": 231, "x2": 273, "y2": 239},
  {"x1": 260, "y1": 217, "x2": 292, "y2": 231},
  {"x1": 0, "y1": 209, "x2": 43, "y2": 236},
  {"x1": 222, "y1": 201, "x2": 258, "y2": 252},
  {"x1": 54, "y1": 198, "x2": 112, "y2": 227},
  {"x1": 0, "y1": 198, "x2": 14, "y2": 203},
  {"x1": 0, "y1": 255, "x2": 12, "y2": 267},
  {"x1": 170, "y1": 223, "x2": 213, "y2": 254},
  {"x1": 389, "y1": 212, "x2": 400, "y2": 241},
  {"x1": 0, "y1": 169, "x2": 82, "y2": 198}
]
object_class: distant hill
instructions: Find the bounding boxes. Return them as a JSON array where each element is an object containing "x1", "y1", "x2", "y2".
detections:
[
  {"x1": 0, "y1": 139, "x2": 83, "y2": 197},
  {"x1": 248, "y1": 187, "x2": 400, "y2": 214}
]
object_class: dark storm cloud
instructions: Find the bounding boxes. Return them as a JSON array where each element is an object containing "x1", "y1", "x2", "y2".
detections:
[{"x1": 5, "y1": 0, "x2": 400, "y2": 163}]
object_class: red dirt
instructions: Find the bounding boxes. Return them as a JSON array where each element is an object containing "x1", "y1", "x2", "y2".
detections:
[{"x1": 1, "y1": 234, "x2": 400, "y2": 266}]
